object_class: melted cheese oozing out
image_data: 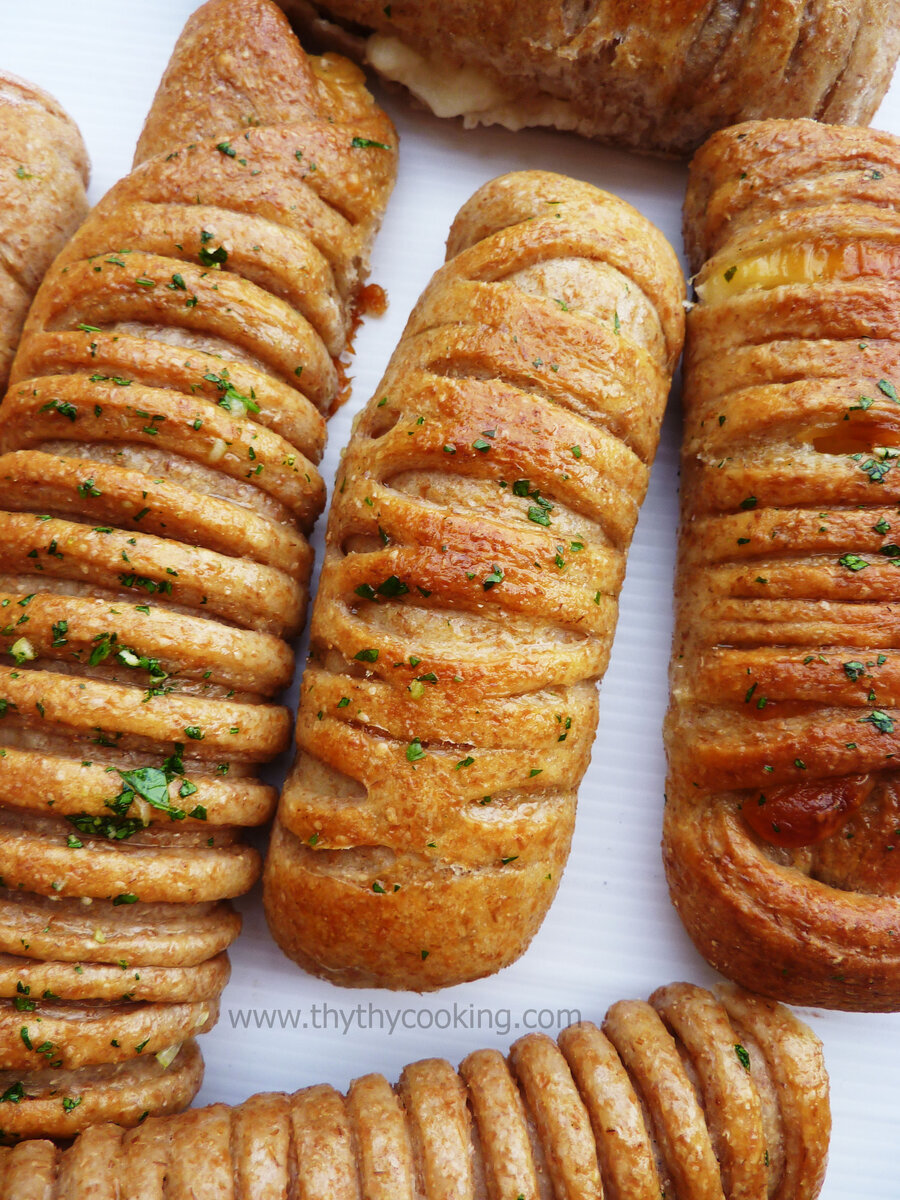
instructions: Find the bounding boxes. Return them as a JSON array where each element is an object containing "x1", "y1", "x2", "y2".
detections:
[
  {"x1": 367, "y1": 34, "x2": 513, "y2": 118},
  {"x1": 697, "y1": 246, "x2": 846, "y2": 304}
]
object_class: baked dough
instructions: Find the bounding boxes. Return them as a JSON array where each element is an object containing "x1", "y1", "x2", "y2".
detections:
[
  {"x1": 0, "y1": 982, "x2": 830, "y2": 1200},
  {"x1": 0, "y1": 72, "x2": 88, "y2": 393},
  {"x1": 279, "y1": 0, "x2": 900, "y2": 155},
  {"x1": 666, "y1": 118, "x2": 900, "y2": 1010},
  {"x1": 0, "y1": 0, "x2": 395, "y2": 1139},
  {"x1": 264, "y1": 169, "x2": 685, "y2": 989}
]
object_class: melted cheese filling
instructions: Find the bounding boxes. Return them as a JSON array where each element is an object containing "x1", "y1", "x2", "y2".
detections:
[
  {"x1": 697, "y1": 246, "x2": 847, "y2": 304},
  {"x1": 367, "y1": 34, "x2": 512, "y2": 118},
  {"x1": 366, "y1": 34, "x2": 582, "y2": 133}
]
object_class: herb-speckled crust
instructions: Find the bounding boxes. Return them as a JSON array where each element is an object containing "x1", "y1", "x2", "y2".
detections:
[
  {"x1": 0, "y1": 0, "x2": 396, "y2": 1140},
  {"x1": 263, "y1": 170, "x2": 684, "y2": 991},
  {"x1": 279, "y1": 0, "x2": 900, "y2": 156},
  {"x1": 0, "y1": 983, "x2": 829, "y2": 1199},
  {"x1": 665, "y1": 119, "x2": 900, "y2": 1011},
  {"x1": 0, "y1": 1039, "x2": 204, "y2": 1146},
  {"x1": 0, "y1": 72, "x2": 89, "y2": 393}
]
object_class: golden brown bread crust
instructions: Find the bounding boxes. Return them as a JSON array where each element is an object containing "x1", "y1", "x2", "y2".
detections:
[
  {"x1": 0, "y1": 72, "x2": 89, "y2": 394},
  {"x1": 279, "y1": 0, "x2": 900, "y2": 156},
  {"x1": 0, "y1": 983, "x2": 829, "y2": 1199},
  {"x1": 0, "y1": 0, "x2": 395, "y2": 1139},
  {"x1": 0, "y1": 1040, "x2": 204, "y2": 1145},
  {"x1": 666, "y1": 118, "x2": 900, "y2": 1010},
  {"x1": 264, "y1": 169, "x2": 684, "y2": 990}
]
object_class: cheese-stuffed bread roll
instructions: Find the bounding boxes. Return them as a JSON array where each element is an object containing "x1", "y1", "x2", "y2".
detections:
[
  {"x1": 0, "y1": 0, "x2": 396, "y2": 1140},
  {"x1": 265, "y1": 170, "x2": 684, "y2": 989},
  {"x1": 0, "y1": 982, "x2": 830, "y2": 1200},
  {"x1": 279, "y1": 0, "x2": 900, "y2": 156},
  {"x1": 0, "y1": 72, "x2": 89, "y2": 392},
  {"x1": 666, "y1": 119, "x2": 900, "y2": 1010}
]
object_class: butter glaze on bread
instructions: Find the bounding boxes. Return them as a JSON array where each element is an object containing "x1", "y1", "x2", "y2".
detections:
[
  {"x1": 0, "y1": 983, "x2": 830, "y2": 1200},
  {"x1": 279, "y1": 0, "x2": 900, "y2": 156},
  {"x1": 666, "y1": 119, "x2": 900, "y2": 1010},
  {"x1": 264, "y1": 170, "x2": 684, "y2": 990},
  {"x1": 0, "y1": 0, "x2": 395, "y2": 1139},
  {"x1": 0, "y1": 72, "x2": 89, "y2": 393}
]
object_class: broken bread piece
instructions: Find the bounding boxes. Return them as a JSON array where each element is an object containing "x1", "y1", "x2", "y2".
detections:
[
  {"x1": 265, "y1": 169, "x2": 684, "y2": 989},
  {"x1": 0, "y1": 0, "x2": 396, "y2": 1140}
]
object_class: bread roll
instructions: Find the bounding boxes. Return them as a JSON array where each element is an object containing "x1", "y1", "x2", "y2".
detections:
[
  {"x1": 0, "y1": 982, "x2": 830, "y2": 1200},
  {"x1": 0, "y1": 72, "x2": 88, "y2": 393},
  {"x1": 0, "y1": 0, "x2": 395, "y2": 1139},
  {"x1": 279, "y1": 0, "x2": 900, "y2": 156},
  {"x1": 264, "y1": 170, "x2": 684, "y2": 989},
  {"x1": 666, "y1": 119, "x2": 900, "y2": 1010}
]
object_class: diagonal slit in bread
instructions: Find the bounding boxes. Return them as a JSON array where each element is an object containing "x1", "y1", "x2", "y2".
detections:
[
  {"x1": 666, "y1": 118, "x2": 900, "y2": 1011},
  {"x1": 277, "y1": 0, "x2": 900, "y2": 156},
  {"x1": 264, "y1": 169, "x2": 685, "y2": 990}
]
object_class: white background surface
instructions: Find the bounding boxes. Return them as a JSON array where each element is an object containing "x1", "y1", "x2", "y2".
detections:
[{"x1": 4, "y1": 4, "x2": 900, "y2": 1193}]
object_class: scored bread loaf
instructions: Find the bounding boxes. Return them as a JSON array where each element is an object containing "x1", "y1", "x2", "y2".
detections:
[
  {"x1": 666, "y1": 119, "x2": 900, "y2": 1010},
  {"x1": 0, "y1": 0, "x2": 395, "y2": 1139},
  {"x1": 264, "y1": 170, "x2": 685, "y2": 990},
  {"x1": 279, "y1": 0, "x2": 900, "y2": 156},
  {"x1": 0, "y1": 982, "x2": 830, "y2": 1200},
  {"x1": 0, "y1": 72, "x2": 89, "y2": 393}
]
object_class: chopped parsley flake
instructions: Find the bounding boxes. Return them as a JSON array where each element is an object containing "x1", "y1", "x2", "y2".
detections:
[
  {"x1": 351, "y1": 137, "x2": 393, "y2": 150},
  {"x1": 198, "y1": 240, "x2": 228, "y2": 268},
  {"x1": 406, "y1": 739, "x2": 426, "y2": 764},
  {"x1": 40, "y1": 399, "x2": 77, "y2": 421},
  {"x1": 355, "y1": 575, "x2": 409, "y2": 601},
  {"x1": 851, "y1": 449, "x2": 899, "y2": 483},
  {"x1": 860, "y1": 710, "x2": 894, "y2": 733},
  {"x1": 483, "y1": 565, "x2": 504, "y2": 590}
]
